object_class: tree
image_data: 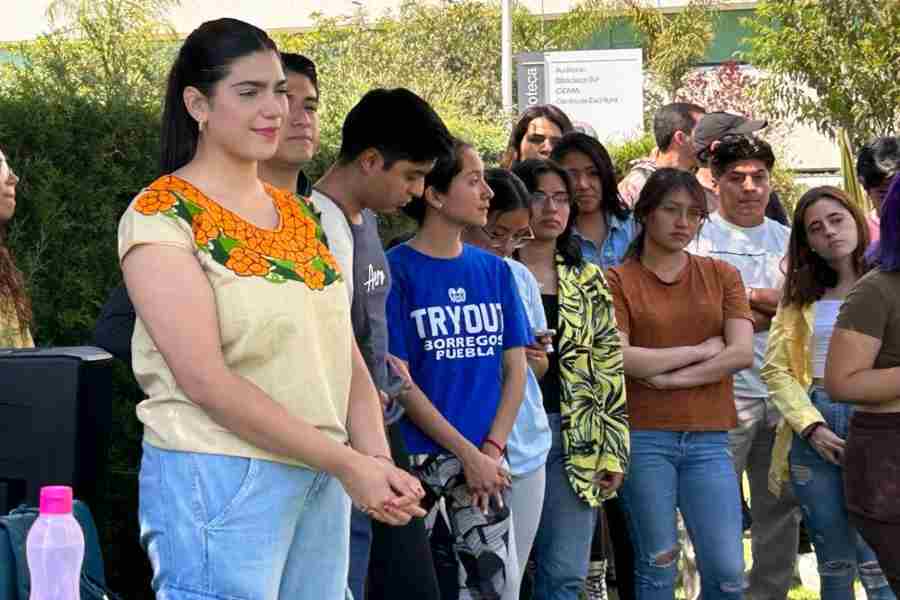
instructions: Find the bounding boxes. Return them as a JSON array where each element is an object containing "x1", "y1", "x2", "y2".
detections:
[
  {"x1": 515, "y1": 0, "x2": 615, "y2": 53},
  {"x1": 615, "y1": 0, "x2": 719, "y2": 101},
  {"x1": 746, "y1": 0, "x2": 900, "y2": 148},
  {"x1": 0, "y1": 4, "x2": 178, "y2": 598},
  {"x1": 277, "y1": 0, "x2": 692, "y2": 176},
  {"x1": 1, "y1": 0, "x2": 178, "y2": 109},
  {"x1": 275, "y1": 1, "x2": 513, "y2": 179},
  {"x1": 676, "y1": 61, "x2": 806, "y2": 219}
]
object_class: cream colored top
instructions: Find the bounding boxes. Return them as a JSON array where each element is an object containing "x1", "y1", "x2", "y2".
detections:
[{"x1": 118, "y1": 175, "x2": 352, "y2": 467}]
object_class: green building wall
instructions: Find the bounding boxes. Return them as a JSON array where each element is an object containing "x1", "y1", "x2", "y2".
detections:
[{"x1": 585, "y1": 8, "x2": 757, "y2": 65}]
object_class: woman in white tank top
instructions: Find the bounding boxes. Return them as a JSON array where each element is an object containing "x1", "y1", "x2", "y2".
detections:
[{"x1": 761, "y1": 186, "x2": 894, "y2": 600}]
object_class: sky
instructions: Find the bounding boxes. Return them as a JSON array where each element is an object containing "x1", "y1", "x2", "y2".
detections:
[
  {"x1": 2, "y1": 0, "x2": 589, "y2": 42},
  {"x1": 3, "y1": 1, "x2": 380, "y2": 41}
]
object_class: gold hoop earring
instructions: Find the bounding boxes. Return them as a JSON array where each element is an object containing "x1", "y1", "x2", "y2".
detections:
[{"x1": 198, "y1": 120, "x2": 206, "y2": 133}]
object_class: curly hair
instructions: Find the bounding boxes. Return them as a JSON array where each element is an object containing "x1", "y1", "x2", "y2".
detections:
[
  {"x1": 709, "y1": 135, "x2": 775, "y2": 178},
  {"x1": 0, "y1": 224, "x2": 32, "y2": 339}
]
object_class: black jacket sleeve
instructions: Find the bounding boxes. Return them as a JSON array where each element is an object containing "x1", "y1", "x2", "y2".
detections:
[{"x1": 92, "y1": 283, "x2": 136, "y2": 369}]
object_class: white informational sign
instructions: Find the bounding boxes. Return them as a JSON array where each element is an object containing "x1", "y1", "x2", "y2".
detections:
[{"x1": 545, "y1": 49, "x2": 644, "y2": 143}]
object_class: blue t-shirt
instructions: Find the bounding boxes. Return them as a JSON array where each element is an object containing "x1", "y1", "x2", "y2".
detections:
[{"x1": 387, "y1": 243, "x2": 533, "y2": 455}]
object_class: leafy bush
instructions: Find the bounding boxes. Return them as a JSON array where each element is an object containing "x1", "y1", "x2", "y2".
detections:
[
  {"x1": 0, "y1": 89, "x2": 158, "y2": 598},
  {"x1": 607, "y1": 133, "x2": 656, "y2": 178},
  {"x1": 1, "y1": 94, "x2": 158, "y2": 344}
]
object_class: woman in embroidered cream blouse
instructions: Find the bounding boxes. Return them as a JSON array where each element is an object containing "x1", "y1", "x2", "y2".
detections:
[{"x1": 118, "y1": 19, "x2": 425, "y2": 600}]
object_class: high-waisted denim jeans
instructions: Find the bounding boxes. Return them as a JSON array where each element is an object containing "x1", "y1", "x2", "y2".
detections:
[
  {"x1": 790, "y1": 387, "x2": 894, "y2": 600},
  {"x1": 138, "y1": 443, "x2": 351, "y2": 600},
  {"x1": 618, "y1": 430, "x2": 744, "y2": 600},
  {"x1": 531, "y1": 414, "x2": 598, "y2": 600}
]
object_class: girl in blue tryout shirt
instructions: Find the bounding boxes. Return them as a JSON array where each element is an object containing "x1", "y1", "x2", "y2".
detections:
[
  {"x1": 387, "y1": 139, "x2": 533, "y2": 600},
  {"x1": 463, "y1": 168, "x2": 552, "y2": 596}
]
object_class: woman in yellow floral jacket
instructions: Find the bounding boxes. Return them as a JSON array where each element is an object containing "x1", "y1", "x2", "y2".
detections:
[
  {"x1": 0, "y1": 145, "x2": 33, "y2": 349},
  {"x1": 761, "y1": 186, "x2": 893, "y2": 600},
  {"x1": 515, "y1": 158, "x2": 628, "y2": 600}
]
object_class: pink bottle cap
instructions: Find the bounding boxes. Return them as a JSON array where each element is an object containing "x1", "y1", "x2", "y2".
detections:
[{"x1": 39, "y1": 486, "x2": 74, "y2": 515}]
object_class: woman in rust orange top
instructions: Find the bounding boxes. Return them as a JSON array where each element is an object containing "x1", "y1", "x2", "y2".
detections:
[{"x1": 606, "y1": 168, "x2": 753, "y2": 600}]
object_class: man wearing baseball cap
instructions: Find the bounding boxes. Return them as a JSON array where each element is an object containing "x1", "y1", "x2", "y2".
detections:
[
  {"x1": 693, "y1": 111, "x2": 768, "y2": 162},
  {"x1": 694, "y1": 112, "x2": 790, "y2": 225}
]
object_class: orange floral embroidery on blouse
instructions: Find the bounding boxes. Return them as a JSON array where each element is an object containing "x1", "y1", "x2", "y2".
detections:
[{"x1": 133, "y1": 175, "x2": 341, "y2": 290}]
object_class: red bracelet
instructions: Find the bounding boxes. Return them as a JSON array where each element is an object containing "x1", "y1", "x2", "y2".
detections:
[{"x1": 484, "y1": 438, "x2": 505, "y2": 454}]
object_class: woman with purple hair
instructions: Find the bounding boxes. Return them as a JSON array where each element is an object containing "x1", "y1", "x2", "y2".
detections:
[{"x1": 826, "y1": 174, "x2": 900, "y2": 595}]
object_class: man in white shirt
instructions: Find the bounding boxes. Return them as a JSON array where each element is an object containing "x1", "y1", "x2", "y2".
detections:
[{"x1": 693, "y1": 135, "x2": 799, "y2": 600}]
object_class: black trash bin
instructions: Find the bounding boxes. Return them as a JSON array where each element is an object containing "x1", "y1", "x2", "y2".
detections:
[{"x1": 0, "y1": 347, "x2": 114, "y2": 515}]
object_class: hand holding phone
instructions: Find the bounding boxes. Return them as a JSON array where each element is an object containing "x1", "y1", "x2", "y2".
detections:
[{"x1": 533, "y1": 328, "x2": 556, "y2": 353}]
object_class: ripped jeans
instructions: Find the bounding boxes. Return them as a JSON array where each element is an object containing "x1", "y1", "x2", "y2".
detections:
[
  {"x1": 789, "y1": 387, "x2": 895, "y2": 600},
  {"x1": 619, "y1": 431, "x2": 744, "y2": 600}
]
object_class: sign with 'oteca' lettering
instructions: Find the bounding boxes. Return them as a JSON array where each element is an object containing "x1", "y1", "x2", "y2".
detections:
[
  {"x1": 515, "y1": 52, "x2": 546, "y2": 112},
  {"x1": 515, "y1": 49, "x2": 644, "y2": 143}
]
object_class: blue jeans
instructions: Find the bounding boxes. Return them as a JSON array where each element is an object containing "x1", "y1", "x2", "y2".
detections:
[
  {"x1": 138, "y1": 443, "x2": 351, "y2": 600},
  {"x1": 619, "y1": 431, "x2": 743, "y2": 600},
  {"x1": 348, "y1": 508, "x2": 372, "y2": 600},
  {"x1": 790, "y1": 388, "x2": 895, "y2": 600},
  {"x1": 532, "y1": 414, "x2": 598, "y2": 600}
]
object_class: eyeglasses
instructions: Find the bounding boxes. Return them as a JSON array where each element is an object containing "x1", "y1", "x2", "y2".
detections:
[
  {"x1": 532, "y1": 191, "x2": 572, "y2": 208},
  {"x1": 481, "y1": 226, "x2": 535, "y2": 250},
  {"x1": 657, "y1": 203, "x2": 707, "y2": 224}
]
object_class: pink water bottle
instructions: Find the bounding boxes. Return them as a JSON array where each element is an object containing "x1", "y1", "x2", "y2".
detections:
[{"x1": 25, "y1": 486, "x2": 84, "y2": 600}]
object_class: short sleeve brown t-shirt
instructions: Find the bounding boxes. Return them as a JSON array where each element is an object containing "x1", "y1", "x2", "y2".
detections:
[
  {"x1": 607, "y1": 253, "x2": 751, "y2": 430},
  {"x1": 836, "y1": 270, "x2": 900, "y2": 370}
]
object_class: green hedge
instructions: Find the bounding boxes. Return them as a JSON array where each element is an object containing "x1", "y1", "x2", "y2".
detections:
[
  {"x1": 0, "y1": 86, "x2": 518, "y2": 598},
  {"x1": 1, "y1": 91, "x2": 158, "y2": 598},
  {"x1": 1, "y1": 77, "x2": 659, "y2": 597}
]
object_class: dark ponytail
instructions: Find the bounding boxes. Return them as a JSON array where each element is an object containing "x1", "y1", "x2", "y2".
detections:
[
  {"x1": 160, "y1": 18, "x2": 278, "y2": 174},
  {"x1": 484, "y1": 168, "x2": 531, "y2": 215}
]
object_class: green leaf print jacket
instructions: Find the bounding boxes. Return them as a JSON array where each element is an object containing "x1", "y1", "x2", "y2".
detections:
[{"x1": 556, "y1": 254, "x2": 629, "y2": 506}]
